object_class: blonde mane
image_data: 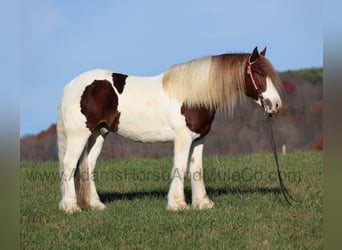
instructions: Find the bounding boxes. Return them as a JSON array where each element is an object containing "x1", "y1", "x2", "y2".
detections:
[{"x1": 162, "y1": 54, "x2": 249, "y2": 113}]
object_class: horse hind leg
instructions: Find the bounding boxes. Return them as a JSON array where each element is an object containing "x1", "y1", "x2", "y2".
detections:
[
  {"x1": 57, "y1": 115, "x2": 66, "y2": 170},
  {"x1": 76, "y1": 127, "x2": 107, "y2": 210},
  {"x1": 58, "y1": 129, "x2": 90, "y2": 213}
]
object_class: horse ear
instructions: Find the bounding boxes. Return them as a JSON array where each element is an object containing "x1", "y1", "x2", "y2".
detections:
[
  {"x1": 250, "y1": 47, "x2": 259, "y2": 62},
  {"x1": 260, "y1": 47, "x2": 267, "y2": 56}
]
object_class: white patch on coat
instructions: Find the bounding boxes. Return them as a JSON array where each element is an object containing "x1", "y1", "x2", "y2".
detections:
[{"x1": 117, "y1": 74, "x2": 188, "y2": 142}]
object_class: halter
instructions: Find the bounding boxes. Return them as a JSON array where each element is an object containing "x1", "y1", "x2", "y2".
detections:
[
  {"x1": 247, "y1": 56, "x2": 259, "y2": 91},
  {"x1": 247, "y1": 56, "x2": 264, "y2": 106}
]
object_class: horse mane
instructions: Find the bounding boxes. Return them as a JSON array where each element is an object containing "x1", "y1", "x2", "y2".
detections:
[{"x1": 162, "y1": 54, "x2": 250, "y2": 113}]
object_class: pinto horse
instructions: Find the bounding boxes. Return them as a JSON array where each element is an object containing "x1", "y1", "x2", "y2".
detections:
[{"x1": 58, "y1": 47, "x2": 282, "y2": 213}]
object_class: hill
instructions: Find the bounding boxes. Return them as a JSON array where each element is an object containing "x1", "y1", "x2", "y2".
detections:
[{"x1": 20, "y1": 68, "x2": 323, "y2": 161}]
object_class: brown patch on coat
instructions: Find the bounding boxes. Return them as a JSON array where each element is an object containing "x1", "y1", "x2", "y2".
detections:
[
  {"x1": 80, "y1": 80, "x2": 120, "y2": 132},
  {"x1": 112, "y1": 73, "x2": 128, "y2": 94},
  {"x1": 181, "y1": 104, "x2": 216, "y2": 137}
]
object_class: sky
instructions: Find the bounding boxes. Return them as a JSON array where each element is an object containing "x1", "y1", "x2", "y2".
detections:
[{"x1": 19, "y1": 0, "x2": 322, "y2": 136}]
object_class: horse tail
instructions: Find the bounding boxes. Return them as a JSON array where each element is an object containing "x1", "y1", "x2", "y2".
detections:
[{"x1": 74, "y1": 146, "x2": 91, "y2": 208}]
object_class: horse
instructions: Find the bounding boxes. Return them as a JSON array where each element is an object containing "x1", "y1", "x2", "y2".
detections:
[{"x1": 57, "y1": 47, "x2": 282, "y2": 213}]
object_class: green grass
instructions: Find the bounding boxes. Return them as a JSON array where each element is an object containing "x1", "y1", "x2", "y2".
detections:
[{"x1": 21, "y1": 151, "x2": 322, "y2": 249}]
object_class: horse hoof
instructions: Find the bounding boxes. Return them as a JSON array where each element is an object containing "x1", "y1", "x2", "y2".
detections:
[
  {"x1": 90, "y1": 200, "x2": 107, "y2": 210},
  {"x1": 59, "y1": 200, "x2": 81, "y2": 213},
  {"x1": 166, "y1": 202, "x2": 189, "y2": 211},
  {"x1": 192, "y1": 199, "x2": 214, "y2": 209}
]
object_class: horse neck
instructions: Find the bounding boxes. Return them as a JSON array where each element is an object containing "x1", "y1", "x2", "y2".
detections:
[{"x1": 207, "y1": 53, "x2": 248, "y2": 110}]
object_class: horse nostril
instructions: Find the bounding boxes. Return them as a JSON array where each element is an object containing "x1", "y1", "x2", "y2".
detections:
[{"x1": 275, "y1": 102, "x2": 282, "y2": 112}]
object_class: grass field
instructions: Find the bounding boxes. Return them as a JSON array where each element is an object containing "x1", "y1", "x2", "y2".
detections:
[{"x1": 20, "y1": 151, "x2": 322, "y2": 249}]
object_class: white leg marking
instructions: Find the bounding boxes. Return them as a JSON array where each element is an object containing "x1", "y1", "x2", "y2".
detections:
[
  {"x1": 86, "y1": 134, "x2": 106, "y2": 210},
  {"x1": 189, "y1": 138, "x2": 214, "y2": 209},
  {"x1": 59, "y1": 132, "x2": 89, "y2": 213},
  {"x1": 167, "y1": 129, "x2": 193, "y2": 211}
]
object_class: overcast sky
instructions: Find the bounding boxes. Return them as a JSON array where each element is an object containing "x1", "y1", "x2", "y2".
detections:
[{"x1": 20, "y1": 0, "x2": 322, "y2": 136}]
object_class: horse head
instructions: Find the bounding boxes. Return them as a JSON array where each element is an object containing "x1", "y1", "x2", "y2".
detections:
[{"x1": 245, "y1": 47, "x2": 282, "y2": 114}]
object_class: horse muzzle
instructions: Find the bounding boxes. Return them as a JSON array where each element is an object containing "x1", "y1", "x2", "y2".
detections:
[{"x1": 262, "y1": 97, "x2": 282, "y2": 114}]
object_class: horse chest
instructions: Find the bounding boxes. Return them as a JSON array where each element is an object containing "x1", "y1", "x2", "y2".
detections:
[{"x1": 180, "y1": 104, "x2": 216, "y2": 137}]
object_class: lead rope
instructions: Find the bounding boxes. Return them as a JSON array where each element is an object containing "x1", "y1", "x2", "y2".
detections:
[
  {"x1": 248, "y1": 56, "x2": 297, "y2": 205},
  {"x1": 258, "y1": 93, "x2": 297, "y2": 206}
]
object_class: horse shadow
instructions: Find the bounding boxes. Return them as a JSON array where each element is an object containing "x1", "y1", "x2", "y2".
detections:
[
  {"x1": 99, "y1": 190, "x2": 168, "y2": 203},
  {"x1": 99, "y1": 186, "x2": 281, "y2": 204}
]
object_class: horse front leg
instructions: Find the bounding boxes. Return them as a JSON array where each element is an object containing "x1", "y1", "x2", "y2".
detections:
[
  {"x1": 167, "y1": 129, "x2": 193, "y2": 211},
  {"x1": 189, "y1": 138, "x2": 214, "y2": 209}
]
